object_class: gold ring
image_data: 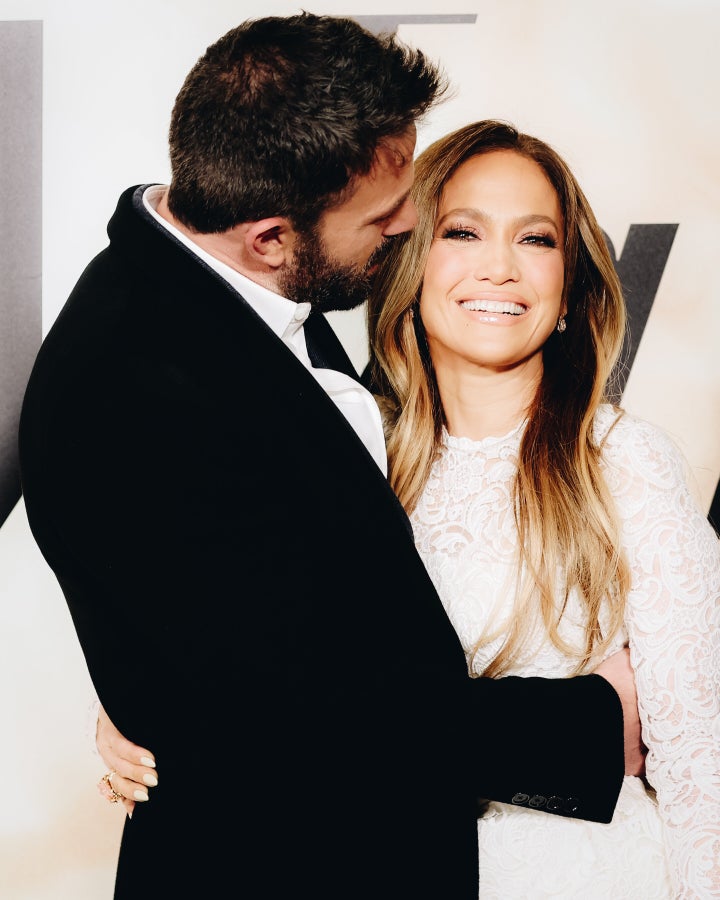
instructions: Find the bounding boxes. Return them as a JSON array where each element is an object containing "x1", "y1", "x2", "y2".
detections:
[{"x1": 98, "y1": 770, "x2": 123, "y2": 804}]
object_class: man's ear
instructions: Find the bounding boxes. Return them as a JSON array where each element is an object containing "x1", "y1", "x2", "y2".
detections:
[{"x1": 244, "y1": 217, "x2": 296, "y2": 270}]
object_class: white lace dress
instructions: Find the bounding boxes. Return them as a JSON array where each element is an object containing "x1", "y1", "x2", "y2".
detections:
[{"x1": 411, "y1": 405, "x2": 720, "y2": 899}]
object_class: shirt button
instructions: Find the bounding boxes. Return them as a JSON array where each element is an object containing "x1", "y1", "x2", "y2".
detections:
[
  {"x1": 528, "y1": 794, "x2": 547, "y2": 809},
  {"x1": 511, "y1": 792, "x2": 529, "y2": 806},
  {"x1": 563, "y1": 797, "x2": 581, "y2": 814},
  {"x1": 546, "y1": 796, "x2": 563, "y2": 812}
]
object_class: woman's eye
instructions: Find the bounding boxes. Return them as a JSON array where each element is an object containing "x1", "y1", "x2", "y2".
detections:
[
  {"x1": 441, "y1": 227, "x2": 477, "y2": 241},
  {"x1": 521, "y1": 233, "x2": 557, "y2": 248}
]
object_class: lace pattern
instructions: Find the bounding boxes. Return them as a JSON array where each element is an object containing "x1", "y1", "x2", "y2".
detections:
[{"x1": 411, "y1": 405, "x2": 720, "y2": 898}]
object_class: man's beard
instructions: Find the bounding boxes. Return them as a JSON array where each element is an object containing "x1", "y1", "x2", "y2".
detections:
[{"x1": 278, "y1": 228, "x2": 395, "y2": 313}]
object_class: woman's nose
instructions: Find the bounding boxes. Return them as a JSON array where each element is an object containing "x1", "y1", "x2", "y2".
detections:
[{"x1": 474, "y1": 240, "x2": 519, "y2": 283}]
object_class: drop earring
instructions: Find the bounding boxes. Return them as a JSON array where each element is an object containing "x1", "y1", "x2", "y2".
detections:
[{"x1": 556, "y1": 315, "x2": 566, "y2": 333}]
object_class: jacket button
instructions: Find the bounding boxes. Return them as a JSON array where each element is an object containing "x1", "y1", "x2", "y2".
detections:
[
  {"x1": 546, "y1": 795, "x2": 563, "y2": 811},
  {"x1": 564, "y1": 797, "x2": 581, "y2": 814},
  {"x1": 511, "y1": 792, "x2": 529, "y2": 806},
  {"x1": 528, "y1": 794, "x2": 547, "y2": 808}
]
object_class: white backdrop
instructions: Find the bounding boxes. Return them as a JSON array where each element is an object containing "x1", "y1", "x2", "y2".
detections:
[{"x1": 1, "y1": 1, "x2": 718, "y2": 897}]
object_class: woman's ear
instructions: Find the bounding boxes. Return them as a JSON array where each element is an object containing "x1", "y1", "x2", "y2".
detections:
[{"x1": 244, "y1": 217, "x2": 296, "y2": 270}]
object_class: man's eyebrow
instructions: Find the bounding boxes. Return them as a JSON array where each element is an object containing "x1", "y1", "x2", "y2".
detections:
[{"x1": 366, "y1": 191, "x2": 411, "y2": 225}]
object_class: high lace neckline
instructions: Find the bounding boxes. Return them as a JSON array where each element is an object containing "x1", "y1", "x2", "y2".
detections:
[{"x1": 442, "y1": 418, "x2": 526, "y2": 452}]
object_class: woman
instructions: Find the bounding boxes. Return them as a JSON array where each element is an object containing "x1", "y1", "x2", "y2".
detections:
[
  {"x1": 367, "y1": 120, "x2": 719, "y2": 898},
  {"x1": 95, "y1": 121, "x2": 719, "y2": 897}
]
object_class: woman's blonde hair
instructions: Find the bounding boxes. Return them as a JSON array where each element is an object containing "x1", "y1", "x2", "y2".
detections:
[{"x1": 367, "y1": 120, "x2": 630, "y2": 675}]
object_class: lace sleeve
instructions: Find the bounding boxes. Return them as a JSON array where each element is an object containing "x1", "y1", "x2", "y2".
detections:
[{"x1": 610, "y1": 417, "x2": 720, "y2": 898}]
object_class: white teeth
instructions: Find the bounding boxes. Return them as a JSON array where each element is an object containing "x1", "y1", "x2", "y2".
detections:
[{"x1": 460, "y1": 299, "x2": 526, "y2": 315}]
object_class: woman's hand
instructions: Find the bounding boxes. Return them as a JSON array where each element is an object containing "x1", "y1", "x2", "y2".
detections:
[
  {"x1": 593, "y1": 647, "x2": 647, "y2": 777},
  {"x1": 96, "y1": 704, "x2": 158, "y2": 818}
]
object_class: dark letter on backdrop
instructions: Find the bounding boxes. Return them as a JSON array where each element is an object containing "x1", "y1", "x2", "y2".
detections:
[
  {"x1": 0, "y1": 21, "x2": 42, "y2": 528},
  {"x1": 605, "y1": 224, "x2": 678, "y2": 395}
]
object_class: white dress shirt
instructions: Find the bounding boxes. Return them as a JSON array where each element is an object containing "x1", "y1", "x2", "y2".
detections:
[{"x1": 142, "y1": 186, "x2": 387, "y2": 475}]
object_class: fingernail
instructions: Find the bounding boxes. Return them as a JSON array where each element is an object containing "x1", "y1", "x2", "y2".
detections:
[
  {"x1": 140, "y1": 756, "x2": 156, "y2": 768},
  {"x1": 133, "y1": 789, "x2": 149, "y2": 802},
  {"x1": 143, "y1": 773, "x2": 158, "y2": 787}
]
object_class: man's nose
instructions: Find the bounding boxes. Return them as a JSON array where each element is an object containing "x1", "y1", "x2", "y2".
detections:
[{"x1": 384, "y1": 197, "x2": 418, "y2": 236}]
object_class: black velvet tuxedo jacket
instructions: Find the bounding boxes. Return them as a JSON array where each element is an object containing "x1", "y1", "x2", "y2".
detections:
[{"x1": 19, "y1": 186, "x2": 624, "y2": 899}]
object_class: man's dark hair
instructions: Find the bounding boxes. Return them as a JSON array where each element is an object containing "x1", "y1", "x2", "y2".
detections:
[{"x1": 166, "y1": 12, "x2": 447, "y2": 233}]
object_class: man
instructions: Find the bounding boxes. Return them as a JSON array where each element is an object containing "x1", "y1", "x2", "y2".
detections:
[{"x1": 19, "y1": 14, "x2": 639, "y2": 899}]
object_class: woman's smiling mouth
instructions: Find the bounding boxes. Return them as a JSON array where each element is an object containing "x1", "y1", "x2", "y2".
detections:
[{"x1": 458, "y1": 299, "x2": 527, "y2": 316}]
